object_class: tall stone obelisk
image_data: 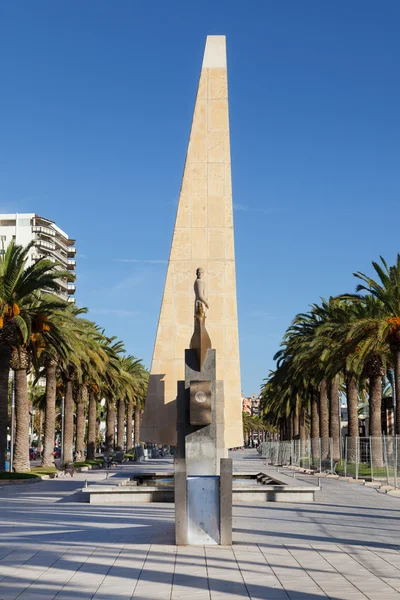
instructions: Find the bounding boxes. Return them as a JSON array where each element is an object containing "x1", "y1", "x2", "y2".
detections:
[{"x1": 141, "y1": 35, "x2": 243, "y2": 449}]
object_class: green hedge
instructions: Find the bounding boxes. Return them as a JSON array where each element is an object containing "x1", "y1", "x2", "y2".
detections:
[
  {"x1": 74, "y1": 459, "x2": 104, "y2": 468},
  {"x1": 0, "y1": 472, "x2": 40, "y2": 480}
]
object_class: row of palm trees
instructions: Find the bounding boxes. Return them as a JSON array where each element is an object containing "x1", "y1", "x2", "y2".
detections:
[
  {"x1": 0, "y1": 241, "x2": 148, "y2": 473},
  {"x1": 260, "y1": 254, "x2": 400, "y2": 464},
  {"x1": 242, "y1": 412, "x2": 274, "y2": 446}
]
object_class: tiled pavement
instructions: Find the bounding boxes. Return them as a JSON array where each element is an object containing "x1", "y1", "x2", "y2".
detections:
[{"x1": 1, "y1": 452, "x2": 400, "y2": 598}]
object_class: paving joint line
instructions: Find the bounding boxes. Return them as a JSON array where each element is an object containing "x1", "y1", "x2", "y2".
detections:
[
  {"x1": 256, "y1": 544, "x2": 291, "y2": 600},
  {"x1": 231, "y1": 545, "x2": 255, "y2": 599},
  {"x1": 203, "y1": 546, "x2": 212, "y2": 600},
  {"x1": 325, "y1": 542, "x2": 400, "y2": 595},
  {"x1": 169, "y1": 545, "x2": 178, "y2": 600},
  {"x1": 283, "y1": 544, "x2": 330, "y2": 598},
  {"x1": 0, "y1": 545, "x2": 46, "y2": 585},
  {"x1": 309, "y1": 543, "x2": 377, "y2": 598},
  {"x1": 13, "y1": 545, "x2": 73, "y2": 599},
  {"x1": 129, "y1": 543, "x2": 151, "y2": 600},
  {"x1": 361, "y1": 544, "x2": 400, "y2": 573},
  {"x1": 90, "y1": 544, "x2": 125, "y2": 599},
  {"x1": 53, "y1": 545, "x2": 98, "y2": 599}
]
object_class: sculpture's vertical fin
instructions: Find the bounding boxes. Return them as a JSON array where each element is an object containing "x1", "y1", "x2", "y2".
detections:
[{"x1": 141, "y1": 35, "x2": 242, "y2": 449}]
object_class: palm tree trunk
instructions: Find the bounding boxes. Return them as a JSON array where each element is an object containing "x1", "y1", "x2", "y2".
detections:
[
  {"x1": 319, "y1": 378, "x2": 329, "y2": 459},
  {"x1": 86, "y1": 392, "x2": 96, "y2": 461},
  {"x1": 299, "y1": 406, "x2": 306, "y2": 459},
  {"x1": 293, "y1": 402, "x2": 299, "y2": 438},
  {"x1": 126, "y1": 402, "x2": 133, "y2": 451},
  {"x1": 63, "y1": 378, "x2": 74, "y2": 464},
  {"x1": 369, "y1": 374, "x2": 383, "y2": 467},
  {"x1": 311, "y1": 389, "x2": 320, "y2": 463},
  {"x1": 288, "y1": 413, "x2": 294, "y2": 440},
  {"x1": 0, "y1": 347, "x2": 11, "y2": 472},
  {"x1": 41, "y1": 361, "x2": 57, "y2": 467},
  {"x1": 134, "y1": 402, "x2": 141, "y2": 445},
  {"x1": 116, "y1": 398, "x2": 125, "y2": 451},
  {"x1": 329, "y1": 376, "x2": 340, "y2": 461},
  {"x1": 38, "y1": 409, "x2": 44, "y2": 457},
  {"x1": 395, "y1": 350, "x2": 400, "y2": 435},
  {"x1": 346, "y1": 373, "x2": 359, "y2": 463},
  {"x1": 75, "y1": 404, "x2": 85, "y2": 461},
  {"x1": 75, "y1": 384, "x2": 88, "y2": 461},
  {"x1": 106, "y1": 400, "x2": 115, "y2": 452},
  {"x1": 13, "y1": 369, "x2": 30, "y2": 472}
]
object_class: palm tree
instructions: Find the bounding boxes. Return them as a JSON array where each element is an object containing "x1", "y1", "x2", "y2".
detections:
[
  {"x1": 12, "y1": 294, "x2": 74, "y2": 472},
  {"x1": 350, "y1": 255, "x2": 400, "y2": 434},
  {"x1": 62, "y1": 366, "x2": 75, "y2": 465},
  {"x1": 122, "y1": 356, "x2": 148, "y2": 451},
  {"x1": 133, "y1": 367, "x2": 149, "y2": 449},
  {"x1": 126, "y1": 399, "x2": 134, "y2": 452},
  {"x1": 329, "y1": 376, "x2": 340, "y2": 462},
  {"x1": 37, "y1": 303, "x2": 87, "y2": 467},
  {"x1": 11, "y1": 345, "x2": 31, "y2": 471},
  {"x1": 0, "y1": 242, "x2": 67, "y2": 471},
  {"x1": 96, "y1": 337, "x2": 125, "y2": 454},
  {"x1": 86, "y1": 385, "x2": 99, "y2": 460},
  {"x1": 29, "y1": 380, "x2": 46, "y2": 457},
  {"x1": 332, "y1": 295, "x2": 389, "y2": 466}
]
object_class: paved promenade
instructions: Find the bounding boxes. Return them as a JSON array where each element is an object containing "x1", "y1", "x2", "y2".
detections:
[{"x1": 0, "y1": 451, "x2": 400, "y2": 599}]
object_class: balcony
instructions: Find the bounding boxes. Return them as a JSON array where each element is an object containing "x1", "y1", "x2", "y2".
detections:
[
  {"x1": 67, "y1": 259, "x2": 76, "y2": 270},
  {"x1": 67, "y1": 247, "x2": 76, "y2": 256},
  {"x1": 67, "y1": 284, "x2": 76, "y2": 294},
  {"x1": 55, "y1": 278, "x2": 69, "y2": 291},
  {"x1": 32, "y1": 253, "x2": 56, "y2": 263},
  {"x1": 35, "y1": 239, "x2": 55, "y2": 251},
  {"x1": 51, "y1": 247, "x2": 68, "y2": 264},
  {"x1": 67, "y1": 297, "x2": 76, "y2": 303},
  {"x1": 33, "y1": 225, "x2": 55, "y2": 237}
]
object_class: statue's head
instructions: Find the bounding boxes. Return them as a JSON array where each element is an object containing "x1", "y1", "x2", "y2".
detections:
[{"x1": 196, "y1": 267, "x2": 204, "y2": 279}]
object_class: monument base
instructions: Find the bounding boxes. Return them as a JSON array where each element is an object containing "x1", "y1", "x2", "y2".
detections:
[
  {"x1": 175, "y1": 458, "x2": 232, "y2": 545},
  {"x1": 175, "y1": 348, "x2": 232, "y2": 546}
]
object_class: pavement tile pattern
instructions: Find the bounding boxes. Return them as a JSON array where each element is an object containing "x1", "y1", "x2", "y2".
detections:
[{"x1": 0, "y1": 452, "x2": 399, "y2": 599}]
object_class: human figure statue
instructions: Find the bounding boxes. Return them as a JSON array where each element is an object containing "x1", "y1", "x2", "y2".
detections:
[
  {"x1": 194, "y1": 267, "x2": 209, "y2": 317},
  {"x1": 190, "y1": 267, "x2": 212, "y2": 369}
]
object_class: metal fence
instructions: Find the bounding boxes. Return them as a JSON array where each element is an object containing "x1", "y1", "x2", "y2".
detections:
[{"x1": 259, "y1": 436, "x2": 400, "y2": 487}]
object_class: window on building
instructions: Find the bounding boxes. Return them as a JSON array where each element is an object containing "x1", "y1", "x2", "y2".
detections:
[
  {"x1": 0, "y1": 220, "x2": 16, "y2": 227},
  {"x1": 18, "y1": 218, "x2": 30, "y2": 226}
]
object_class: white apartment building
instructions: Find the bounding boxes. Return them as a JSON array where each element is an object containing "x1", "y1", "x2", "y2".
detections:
[{"x1": 0, "y1": 213, "x2": 76, "y2": 302}]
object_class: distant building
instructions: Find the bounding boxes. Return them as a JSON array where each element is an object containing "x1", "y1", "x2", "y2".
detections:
[
  {"x1": 242, "y1": 396, "x2": 251, "y2": 415},
  {"x1": 0, "y1": 213, "x2": 76, "y2": 302},
  {"x1": 242, "y1": 394, "x2": 260, "y2": 417}
]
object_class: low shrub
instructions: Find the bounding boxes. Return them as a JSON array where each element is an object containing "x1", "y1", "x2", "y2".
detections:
[
  {"x1": 74, "y1": 459, "x2": 104, "y2": 468},
  {"x1": 0, "y1": 472, "x2": 40, "y2": 480}
]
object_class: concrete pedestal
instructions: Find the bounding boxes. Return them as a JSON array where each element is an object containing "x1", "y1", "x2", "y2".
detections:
[{"x1": 175, "y1": 348, "x2": 232, "y2": 545}]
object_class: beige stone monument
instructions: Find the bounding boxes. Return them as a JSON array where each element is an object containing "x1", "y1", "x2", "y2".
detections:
[{"x1": 141, "y1": 35, "x2": 243, "y2": 449}]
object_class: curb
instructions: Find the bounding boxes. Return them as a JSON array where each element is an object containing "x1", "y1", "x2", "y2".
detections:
[
  {"x1": 77, "y1": 464, "x2": 105, "y2": 472},
  {"x1": 0, "y1": 476, "x2": 46, "y2": 485}
]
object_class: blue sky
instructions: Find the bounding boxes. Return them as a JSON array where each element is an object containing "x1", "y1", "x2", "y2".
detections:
[{"x1": 1, "y1": 1, "x2": 399, "y2": 395}]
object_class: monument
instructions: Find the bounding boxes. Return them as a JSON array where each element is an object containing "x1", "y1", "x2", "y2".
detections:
[
  {"x1": 141, "y1": 35, "x2": 243, "y2": 451},
  {"x1": 175, "y1": 269, "x2": 232, "y2": 545}
]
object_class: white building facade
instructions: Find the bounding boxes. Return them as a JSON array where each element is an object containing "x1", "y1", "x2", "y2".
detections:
[{"x1": 0, "y1": 213, "x2": 76, "y2": 302}]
